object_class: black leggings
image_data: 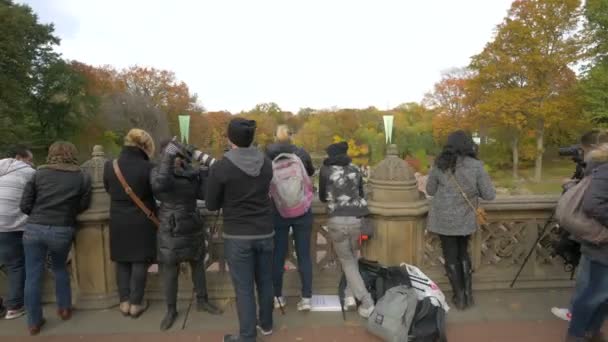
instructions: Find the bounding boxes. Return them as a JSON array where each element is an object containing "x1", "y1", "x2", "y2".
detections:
[
  {"x1": 116, "y1": 262, "x2": 148, "y2": 305},
  {"x1": 439, "y1": 235, "x2": 471, "y2": 265},
  {"x1": 161, "y1": 259, "x2": 209, "y2": 307}
]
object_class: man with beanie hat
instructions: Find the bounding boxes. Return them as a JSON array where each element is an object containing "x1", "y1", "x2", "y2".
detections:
[
  {"x1": 319, "y1": 141, "x2": 375, "y2": 318},
  {"x1": 206, "y1": 118, "x2": 274, "y2": 342}
]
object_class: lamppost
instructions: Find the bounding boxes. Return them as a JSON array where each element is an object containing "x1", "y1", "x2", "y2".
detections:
[{"x1": 383, "y1": 114, "x2": 394, "y2": 145}]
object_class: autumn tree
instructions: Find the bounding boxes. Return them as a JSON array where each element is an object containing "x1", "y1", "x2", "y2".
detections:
[
  {"x1": 120, "y1": 66, "x2": 199, "y2": 134},
  {"x1": 469, "y1": 0, "x2": 584, "y2": 181}
]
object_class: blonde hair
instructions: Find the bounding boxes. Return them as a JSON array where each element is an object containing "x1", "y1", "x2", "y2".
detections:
[
  {"x1": 124, "y1": 128, "x2": 155, "y2": 158},
  {"x1": 276, "y1": 125, "x2": 292, "y2": 143}
]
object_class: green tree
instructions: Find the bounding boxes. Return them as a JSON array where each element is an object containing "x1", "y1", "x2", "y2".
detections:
[{"x1": 0, "y1": 0, "x2": 60, "y2": 146}]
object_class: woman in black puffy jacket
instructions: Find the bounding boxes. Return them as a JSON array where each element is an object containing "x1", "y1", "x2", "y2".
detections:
[{"x1": 151, "y1": 140, "x2": 222, "y2": 331}]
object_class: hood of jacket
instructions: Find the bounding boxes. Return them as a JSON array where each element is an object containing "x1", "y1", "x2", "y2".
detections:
[
  {"x1": 0, "y1": 158, "x2": 32, "y2": 177},
  {"x1": 266, "y1": 142, "x2": 298, "y2": 160},
  {"x1": 225, "y1": 147, "x2": 265, "y2": 177}
]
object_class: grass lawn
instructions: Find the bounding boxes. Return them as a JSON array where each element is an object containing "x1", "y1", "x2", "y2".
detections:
[{"x1": 489, "y1": 158, "x2": 575, "y2": 195}]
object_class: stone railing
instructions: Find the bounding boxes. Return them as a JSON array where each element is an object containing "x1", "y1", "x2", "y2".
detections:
[{"x1": 0, "y1": 145, "x2": 572, "y2": 309}]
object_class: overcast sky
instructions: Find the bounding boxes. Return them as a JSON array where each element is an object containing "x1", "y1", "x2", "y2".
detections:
[{"x1": 22, "y1": 0, "x2": 514, "y2": 113}]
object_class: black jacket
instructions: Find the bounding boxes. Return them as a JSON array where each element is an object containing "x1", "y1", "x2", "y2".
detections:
[
  {"x1": 20, "y1": 165, "x2": 91, "y2": 227},
  {"x1": 103, "y1": 146, "x2": 157, "y2": 263},
  {"x1": 151, "y1": 153, "x2": 206, "y2": 264},
  {"x1": 206, "y1": 147, "x2": 274, "y2": 239},
  {"x1": 581, "y1": 148, "x2": 608, "y2": 265},
  {"x1": 319, "y1": 154, "x2": 369, "y2": 218},
  {"x1": 266, "y1": 142, "x2": 315, "y2": 177}
]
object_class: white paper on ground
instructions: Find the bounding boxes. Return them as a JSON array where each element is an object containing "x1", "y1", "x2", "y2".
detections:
[{"x1": 310, "y1": 295, "x2": 342, "y2": 311}]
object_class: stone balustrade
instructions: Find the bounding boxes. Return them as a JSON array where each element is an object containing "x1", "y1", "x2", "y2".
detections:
[{"x1": 0, "y1": 145, "x2": 572, "y2": 309}]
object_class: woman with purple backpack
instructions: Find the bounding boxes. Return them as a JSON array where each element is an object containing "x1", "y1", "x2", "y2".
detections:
[{"x1": 265, "y1": 125, "x2": 315, "y2": 312}]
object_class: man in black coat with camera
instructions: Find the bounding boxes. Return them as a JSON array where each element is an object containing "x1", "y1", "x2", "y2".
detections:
[{"x1": 151, "y1": 140, "x2": 222, "y2": 331}]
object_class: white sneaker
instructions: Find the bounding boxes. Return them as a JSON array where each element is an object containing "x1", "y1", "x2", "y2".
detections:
[
  {"x1": 344, "y1": 296, "x2": 357, "y2": 311},
  {"x1": 551, "y1": 307, "x2": 571, "y2": 321},
  {"x1": 256, "y1": 325, "x2": 273, "y2": 336},
  {"x1": 358, "y1": 305, "x2": 375, "y2": 318},
  {"x1": 274, "y1": 297, "x2": 286, "y2": 310},
  {"x1": 5, "y1": 307, "x2": 25, "y2": 320},
  {"x1": 297, "y1": 298, "x2": 312, "y2": 312}
]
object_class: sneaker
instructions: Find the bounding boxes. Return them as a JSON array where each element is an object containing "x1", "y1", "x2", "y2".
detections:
[
  {"x1": 256, "y1": 325, "x2": 273, "y2": 336},
  {"x1": 344, "y1": 296, "x2": 357, "y2": 311},
  {"x1": 297, "y1": 298, "x2": 312, "y2": 312},
  {"x1": 551, "y1": 307, "x2": 571, "y2": 321},
  {"x1": 274, "y1": 296, "x2": 286, "y2": 310},
  {"x1": 358, "y1": 305, "x2": 375, "y2": 319}
]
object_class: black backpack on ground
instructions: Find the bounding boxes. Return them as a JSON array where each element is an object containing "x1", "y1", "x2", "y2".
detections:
[{"x1": 409, "y1": 297, "x2": 447, "y2": 342}]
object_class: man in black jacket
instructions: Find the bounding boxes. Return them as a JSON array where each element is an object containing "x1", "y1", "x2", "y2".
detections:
[
  {"x1": 567, "y1": 137, "x2": 608, "y2": 342},
  {"x1": 206, "y1": 118, "x2": 274, "y2": 342}
]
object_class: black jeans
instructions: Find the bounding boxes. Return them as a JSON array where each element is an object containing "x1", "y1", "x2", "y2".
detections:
[
  {"x1": 116, "y1": 262, "x2": 148, "y2": 305},
  {"x1": 161, "y1": 259, "x2": 209, "y2": 307},
  {"x1": 439, "y1": 235, "x2": 471, "y2": 265},
  {"x1": 225, "y1": 237, "x2": 274, "y2": 342}
]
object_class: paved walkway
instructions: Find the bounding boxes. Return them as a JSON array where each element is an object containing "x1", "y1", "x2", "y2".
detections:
[{"x1": 0, "y1": 288, "x2": 604, "y2": 342}]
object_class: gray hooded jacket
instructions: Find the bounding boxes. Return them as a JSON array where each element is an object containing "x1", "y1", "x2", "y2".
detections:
[{"x1": 0, "y1": 158, "x2": 35, "y2": 232}]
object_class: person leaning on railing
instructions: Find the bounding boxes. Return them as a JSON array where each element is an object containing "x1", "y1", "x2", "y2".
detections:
[
  {"x1": 426, "y1": 130, "x2": 496, "y2": 311},
  {"x1": 19, "y1": 141, "x2": 92, "y2": 335}
]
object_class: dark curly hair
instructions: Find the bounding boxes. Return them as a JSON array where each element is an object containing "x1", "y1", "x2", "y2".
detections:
[
  {"x1": 435, "y1": 130, "x2": 478, "y2": 172},
  {"x1": 46, "y1": 141, "x2": 79, "y2": 165}
]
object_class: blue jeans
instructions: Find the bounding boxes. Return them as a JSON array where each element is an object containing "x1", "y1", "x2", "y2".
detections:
[
  {"x1": 272, "y1": 211, "x2": 313, "y2": 298},
  {"x1": 23, "y1": 224, "x2": 74, "y2": 327},
  {"x1": 225, "y1": 237, "x2": 274, "y2": 342},
  {"x1": 568, "y1": 256, "x2": 608, "y2": 337},
  {"x1": 0, "y1": 231, "x2": 25, "y2": 310}
]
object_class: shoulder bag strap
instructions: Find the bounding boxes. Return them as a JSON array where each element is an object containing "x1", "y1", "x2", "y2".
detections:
[
  {"x1": 112, "y1": 160, "x2": 160, "y2": 227},
  {"x1": 450, "y1": 173, "x2": 477, "y2": 212}
]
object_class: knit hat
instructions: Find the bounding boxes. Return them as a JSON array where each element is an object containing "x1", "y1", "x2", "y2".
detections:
[
  {"x1": 228, "y1": 118, "x2": 257, "y2": 148},
  {"x1": 326, "y1": 141, "x2": 348, "y2": 157},
  {"x1": 124, "y1": 128, "x2": 155, "y2": 159}
]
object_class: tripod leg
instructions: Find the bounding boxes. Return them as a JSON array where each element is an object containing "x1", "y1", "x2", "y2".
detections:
[{"x1": 510, "y1": 212, "x2": 556, "y2": 288}]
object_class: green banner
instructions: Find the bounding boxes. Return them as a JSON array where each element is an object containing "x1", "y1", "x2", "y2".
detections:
[
  {"x1": 178, "y1": 115, "x2": 190, "y2": 144},
  {"x1": 383, "y1": 115, "x2": 394, "y2": 144}
]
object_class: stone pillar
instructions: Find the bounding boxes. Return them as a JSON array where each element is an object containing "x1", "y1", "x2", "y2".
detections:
[
  {"x1": 74, "y1": 146, "x2": 117, "y2": 309},
  {"x1": 363, "y1": 145, "x2": 428, "y2": 265}
]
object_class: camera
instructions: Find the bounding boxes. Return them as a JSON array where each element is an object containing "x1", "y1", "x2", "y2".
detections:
[
  {"x1": 558, "y1": 144, "x2": 583, "y2": 160},
  {"x1": 559, "y1": 144, "x2": 586, "y2": 181},
  {"x1": 179, "y1": 146, "x2": 216, "y2": 168}
]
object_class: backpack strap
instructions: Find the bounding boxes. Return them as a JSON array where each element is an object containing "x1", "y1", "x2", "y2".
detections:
[{"x1": 112, "y1": 160, "x2": 160, "y2": 227}]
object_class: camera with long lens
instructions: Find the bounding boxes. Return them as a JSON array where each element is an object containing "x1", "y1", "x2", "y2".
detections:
[
  {"x1": 559, "y1": 144, "x2": 586, "y2": 182},
  {"x1": 170, "y1": 139, "x2": 216, "y2": 168},
  {"x1": 178, "y1": 145, "x2": 216, "y2": 168}
]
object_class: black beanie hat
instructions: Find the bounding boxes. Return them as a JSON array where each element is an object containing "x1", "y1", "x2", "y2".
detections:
[
  {"x1": 326, "y1": 141, "x2": 348, "y2": 157},
  {"x1": 228, "y1": 118, "x2": 257, "y2": 147}
]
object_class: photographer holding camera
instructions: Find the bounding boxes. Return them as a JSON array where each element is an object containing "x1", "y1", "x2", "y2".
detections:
[
  {"x1": 559, "y1": 130, "x2": 608, "y2": 342},
  {"x1": 151, "y1": 138, "x2": 222, "y2": 331}
]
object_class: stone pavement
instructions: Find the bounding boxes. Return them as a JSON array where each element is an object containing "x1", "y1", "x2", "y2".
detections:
[{"x1": 0, "y1": 288, "x2": 605, "y2": 342}]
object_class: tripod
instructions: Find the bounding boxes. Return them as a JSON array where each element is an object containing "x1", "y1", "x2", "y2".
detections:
[{"x1": 510, "y1": 210, "x2": 557, "y2": 288}]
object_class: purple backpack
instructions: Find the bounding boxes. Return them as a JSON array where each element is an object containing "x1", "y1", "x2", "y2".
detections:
[{"x1": 270, "y1": 153, "x2": 313, "y2": 218}]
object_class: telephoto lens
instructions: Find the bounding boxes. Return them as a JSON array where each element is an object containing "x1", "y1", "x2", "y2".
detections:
[{"x1": 192, "y1": 150, "x2": 216, "y2": 167}]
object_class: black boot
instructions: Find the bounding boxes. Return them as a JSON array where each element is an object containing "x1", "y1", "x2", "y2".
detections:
[
  {"x1": 462, "y1": 260, "x2": 474, "y2": 308},
  {"x1": 445, "y1": 264, "x2": 466, "y2": 310},
  {"x1": 160, "y1": 305, "x2": 178, "y2": 331},
  {"x1": 197, "y1": 297, "x2": 223, "y2": 315}
]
